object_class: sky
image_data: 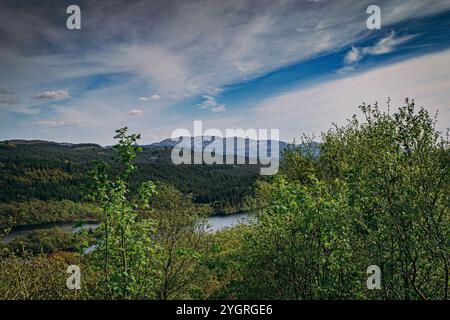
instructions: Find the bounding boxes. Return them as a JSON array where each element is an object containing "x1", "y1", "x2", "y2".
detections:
[{"x1": 0, "y1": 0, "x2": 449, "y2": 145}]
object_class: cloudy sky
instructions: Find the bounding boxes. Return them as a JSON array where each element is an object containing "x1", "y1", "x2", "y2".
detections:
[{"x1": 0, "y1": 0, "x2": 449, "y2": 144}]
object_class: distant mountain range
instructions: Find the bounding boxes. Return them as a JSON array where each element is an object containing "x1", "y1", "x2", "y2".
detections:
[
  {"x1": 5, "y1": 139, "x2": 102, "y2": 149},
  {"x1": 0, "y1": 137, "x2": 268, "y2": 213},
  {"x1": 146, "y1": 136, "x2": 290, "y2": 159},
  {"x1": 3, "y1": 137, "x2": 320, "y2": 159}
]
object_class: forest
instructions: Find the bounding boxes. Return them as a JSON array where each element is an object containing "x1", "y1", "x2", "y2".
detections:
[
  {"x1": 0, "y1": 139, "x2": 261, "y2": 220},
  {"x1": 0, "y1": 99, "x2": 449, "y2": 300}
]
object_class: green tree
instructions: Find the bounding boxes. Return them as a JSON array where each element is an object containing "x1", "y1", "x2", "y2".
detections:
[
  {"x1": 235, "y1": 176, "x2": 361, "y2": 299},
  {"x1": 318, "y1": 99, "x2": 449, "y2": 299},
  {"x1": 145, "y1": 183, "x2": 211, "y2": 299},
  {"x1": 87, "y1": 127, "x2": 160, "y2": 299},
  {"x1": 235, "y1": 99, "x2": 449, "y2": 300}
]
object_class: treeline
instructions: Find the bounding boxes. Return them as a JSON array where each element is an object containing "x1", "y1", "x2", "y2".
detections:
[
  {"x1": 0, "y1": 141, "x2": 261, "y2": 214},
  {"x1": 8, "y1": 227, "x2": 84, "y2": 254},
  {"x1": 0, "y1": 200, "x2": 100, "y2": 228}
]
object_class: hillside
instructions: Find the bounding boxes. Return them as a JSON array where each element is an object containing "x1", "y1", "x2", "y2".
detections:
[{"x1": 0, "y1": 139, "x2": 267, "y2": 214}]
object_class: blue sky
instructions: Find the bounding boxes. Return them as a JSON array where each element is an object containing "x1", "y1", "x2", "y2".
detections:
[{"x1": 0, "y1": 0, "x2": 449, "y2": 144}]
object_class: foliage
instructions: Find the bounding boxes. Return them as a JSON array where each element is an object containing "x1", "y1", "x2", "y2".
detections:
[
  {"x1": 86, "y1": 127, "x2": 160, "y2": 299},
  {"x1": 0, "y1": 200, "x2": 100, "y2": 228},
  {"x1": 233, "y1": 176, "x2": 361, "y2": 299},
  {"x1": 200, "y1": 225, "x2": 251, "y2": 299},
  {"x1": 9, "y1": 227, "x2": 78, "y2": 254},
  {"x1": 0, "y1": 140, "x2": 260, "y2": 214},
  {"x1": 233, "y1": 99, "x2": 449, "y2": 300},
  {"x1": 146, "y1": 183, "x2": 211, "y2": 299},
  {"x1": 0, "y1": 251, "x2": 93, "y2": 300},
  {"x1": 317, "y1": 99, "x2": 449, "y2": 299},
  {"x1": 0, "y1": 99, "x2": 447, "y2": 300}
]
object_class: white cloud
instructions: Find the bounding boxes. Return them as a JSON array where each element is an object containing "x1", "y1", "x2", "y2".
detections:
[
  {"x1": 345, "y1": 31, "x2": 416, "y2": 65},
  {"x1": 344, "y1": 46, "x2": 362, "y2": 64},
  {"x1": 365, "y1": 31, "x2": 415, "y2": 55},
  {"x1": 127, "y1": 108, "x2": 143, "y2": 115},
  {"x1": 31, "y1": 90, "x2": 69, "y2": 100},
  {"x1": 198, "y1": 95, "x2": 226, "y2": 112},
  {"x1": 138, "y1": 94, "x2": 160, "y2": 101},
  {"x1": 1, "y1": 0, "x2": 450, "y2": 144},
  {"x1": 338, "y1": 66, "x2": 355, "y2": 74},
  {"x1": 64, "y1": 1, "x2": 450, "y2": 103},
  {"x1": 2, "y1": 0, "x2": 449, "y2": 110},
  {"x1": 211, "y1": 105, "x2": 226, "y2": 113},
  {"x1": 99, "y1": 46, "x2": 197, "y2": 99},
  {"x1": 30, "y1": 83, "x2": 167, "y2": 144},
  {"x1": 35, "y1": 119, "x2": 87, "y2": 127},
  {"x1": 253, "y1": 50, "x2": 450, "y2": 141}
]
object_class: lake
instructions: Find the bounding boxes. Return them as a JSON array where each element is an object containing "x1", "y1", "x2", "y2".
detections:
[{"x1": 1, "y1": 213, "x2": 250, "y2": 244}]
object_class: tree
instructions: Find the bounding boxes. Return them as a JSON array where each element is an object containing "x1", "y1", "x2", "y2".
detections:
[
  {"x1": 235, "y1": 99, "x2": 449, "y2": 300},
  {"x1": 318, "y1": 99, "x2": 449, "y2": 299},
  {"x1": 235, "y1": 176, "x2": 361, "y2": 299},
  {"x1": 146, "y1": 183, "x2": 211, "y2": 299},
  {"x1": 87, "y1": 127, "x2": 160, "y2": 299}
]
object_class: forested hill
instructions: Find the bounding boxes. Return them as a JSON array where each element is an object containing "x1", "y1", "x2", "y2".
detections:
[{"x1": 0, "y1": 140, "x2": 264, "y2": 214}]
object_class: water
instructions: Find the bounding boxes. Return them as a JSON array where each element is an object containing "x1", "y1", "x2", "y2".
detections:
[
  {"x1": 1, "y1": 222, "x2": 99, "y2": 244},
  {"x1": 1, "y1": 213, "x2": 250, "y2": 244},
  {"x1": 205, "y1": 213, "x2": 249, "y2": 232}
]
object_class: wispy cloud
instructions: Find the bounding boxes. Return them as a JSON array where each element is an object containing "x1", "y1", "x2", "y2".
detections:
[
  {"x1": 35, "y1": 119, "x2": 87, "y2": 127},
  {"x1": 198, "y1": 95, "x2": 226, "y2": 112},
  {"x1": 210, "y1": 105, "x2": 226, "y2": 113},
  {"x1": 344, "y1": 46, "x2": 362, "y2": 64},
  {"x1": 138, "y1": 94, "x2": 160, "y2": 101},
  {"x1": 31, "y1": 90, "x2": 69, "y2": 100},
  {"x1": 253, "y1": 49, "x2": 450, "y2": 141},
  {"x1": 127, "y1": 108, "x2": 143, "y2": 115},
  {"x1": 365, "y1": 31, "x2": 415, "y2": 55},
  {"x1": 344, "y1": 31, "x2": 416, "y2": 65},
  {"x1": 0, "y1": 0, "x2": 449, "y2": 143},
  {"x1": 3, "y1": 0, "x2": 443, "y2": 105}
]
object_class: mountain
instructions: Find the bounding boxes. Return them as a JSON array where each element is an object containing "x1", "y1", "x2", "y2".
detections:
[
  {"x1": 146, "y1": 136, "x2": 290, "y2": 159},
  {"x1": 5, "y1": 139, "x2": 101, "y2": 149},
  {"x1": 0, "y1": 139, "x2": 264, "y2": 214}
]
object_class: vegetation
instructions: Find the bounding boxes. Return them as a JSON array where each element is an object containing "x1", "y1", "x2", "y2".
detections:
[
  {"x1": 9, "y1": 227, "x2": 78, "y2": 254},
  {"x1": 85, "y1": 128, "x2": 161, "y2": 299},
  {"x1": 0, "y1": 200, "x2": 100, "y2": 228},
  {"x1": 0, "y1": 139, "x2": 260, "y2": 215},
  {"x1": 228, "y1": 99, "x2": 449, "y2": 300},
  {"x1": 0, "y1": 98, "x2": 448, "y2": 300},
  {"x1": 0, "y1": 252, "x2": 85, "y2": 300},
  {"x1": 146, "y1": 183, "x2": 211, "y2": 299}
]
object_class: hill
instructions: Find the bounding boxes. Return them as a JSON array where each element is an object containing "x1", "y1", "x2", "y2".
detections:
[{"x1": 0, "y1": 139, "x2": 271, "y2": 214}]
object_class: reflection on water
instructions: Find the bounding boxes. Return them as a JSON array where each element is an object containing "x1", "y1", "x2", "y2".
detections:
[
  {"x1": 206, "y1": 213, "x2": 250, "y2": 232},
  {"x1": 2, "y1": 213, "x2": 251, "y2": 245},
  {"x1": 1, "y1": 222, "x2": 99, "y2": 244}
]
